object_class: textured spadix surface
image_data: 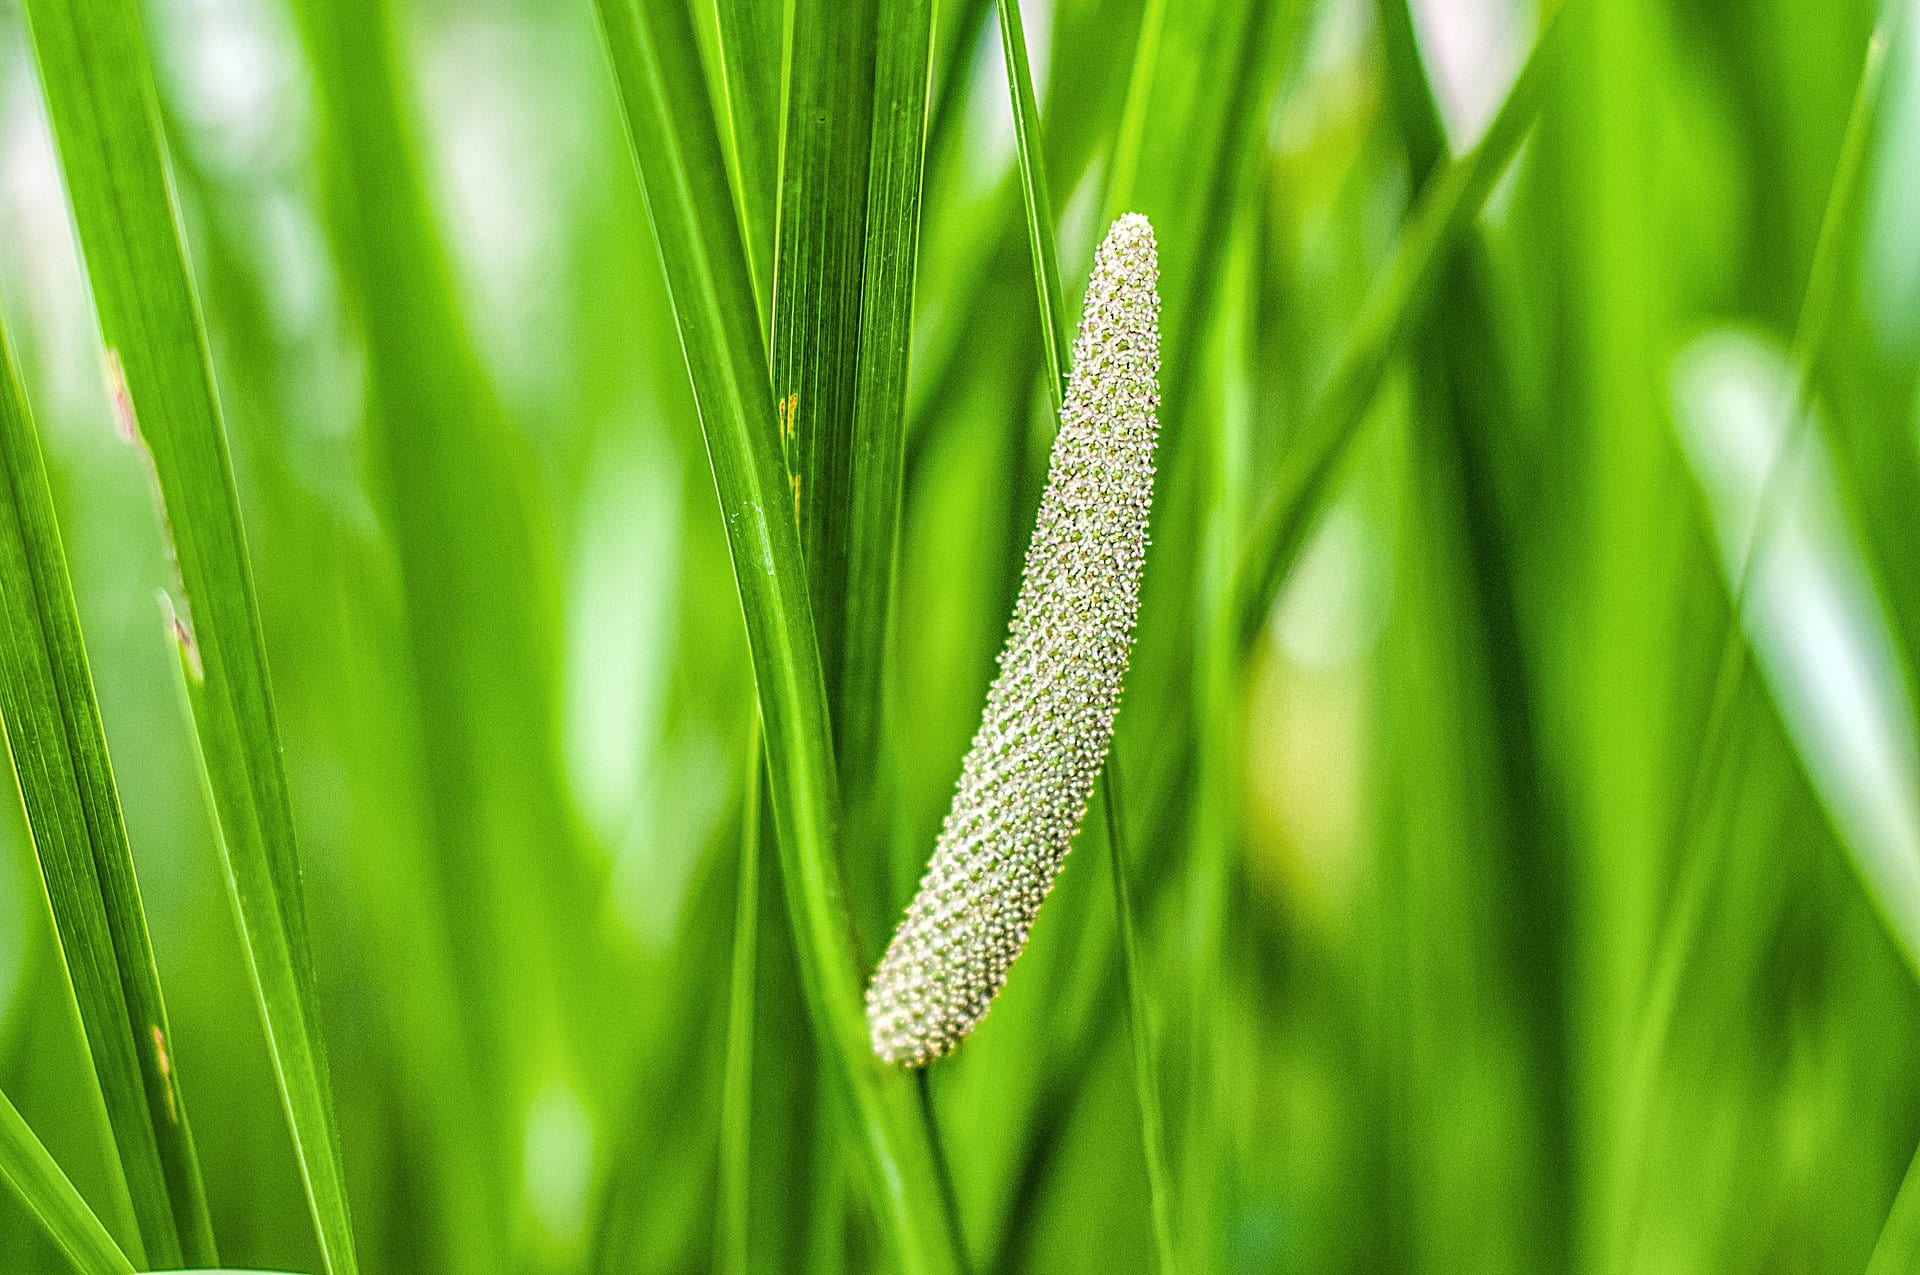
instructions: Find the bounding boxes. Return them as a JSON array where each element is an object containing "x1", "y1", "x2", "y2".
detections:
[{"x1": 867, "y1": 213, "x2": 1160, "y2": 1067}]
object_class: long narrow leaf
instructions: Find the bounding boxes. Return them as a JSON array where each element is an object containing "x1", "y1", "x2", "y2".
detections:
[
  {"x1": 0, "y1": 1087, "x2": 134, "y2": 1275},
  {"x1": 994, "y1": 0, "x2": 1070, "y2": 410},
  {"x1": 845, "y1": 0, "x2": 937, "y2": 912},
  {"x1": 17, "y1": 0, "x2": 357, "y2": 1268},
  {"x1": 290, "y1": 1, "x2": 585, "y2": 1257},
  {"x1": 0, "y1": 298, "x2": 215, "y2": 1269},
  {"x1": 775, "y1": 0, "x2": 881, "y2": 715},
  {"x1": 1102, "y1": 0, "x2": 1168, "y2": 225},
  {"x1": 1101, "y1": 764, "x2": 1176, "y2": 1274},
  {"x1": 716, "y1": 717, "x2": 761, "y2": 1275},
  {"x1": 590, "y1": 2, "x2": 964, "y2": 1270},
  {"x1": 715, "y1": 0, "x2": 785, "y2": 329},
  {"x1": 774, "y1": 0, "x2": 936, "y2": 946},
  {"x1": 1869, "y1": 1137, "x2": 1920, "y2": 1275},
  {"x1": 1607, "y1": 23, "x2": 1900, "y2": 1257},
  {"x1": 1372, "y1": 0, "x2": 1579, "y2": 1251}
]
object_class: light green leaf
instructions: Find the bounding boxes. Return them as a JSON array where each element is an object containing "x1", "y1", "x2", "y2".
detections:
[
  {"x1": 1870, "y1": 1137, "x2": 1920, "y2": 1275},
  {"x1": 0, "y1": 1086, "x2": 134, "y2": 1275},
  {"x1": 1101, "y1": 765, "x2": 1177, "y2": 1275},
  {"x1": 715, "y1": 0, "x2": 784, "y2": 330},
  {"x1": 590, "y1": 0, "x2": 965, "y2": 1269},
  {"x1": 17, "y1": 0, "x2": 358, "y2": 1268},
  {"x1": 715, "y1": 716, "x2": 761, "y2": 1275}
]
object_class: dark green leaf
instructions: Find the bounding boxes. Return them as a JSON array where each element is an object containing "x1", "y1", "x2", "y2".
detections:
[
  {"x1": 17, "y1": 0, "x2": 358, "y2": 1267},
  {"x1": 1230, "y1": 7, "x2": 1565, "y2": 648}
]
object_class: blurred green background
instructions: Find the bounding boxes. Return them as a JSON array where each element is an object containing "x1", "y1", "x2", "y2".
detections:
[{"x1": 2, "y1": 0, "x2": 1919, "y2": 1270}]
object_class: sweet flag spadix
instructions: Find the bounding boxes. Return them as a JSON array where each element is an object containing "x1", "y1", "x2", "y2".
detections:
[{"x1": 867, "y1": 214, "x2": 1160, "y2": 1067}]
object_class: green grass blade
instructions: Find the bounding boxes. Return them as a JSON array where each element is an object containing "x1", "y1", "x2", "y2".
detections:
[
  {"x1": 738, "y1": 802, "x2": 829, "y2": 1274},
  {"x1": 774, "y1": 0, "x2": 936, "y2": 944},
  {"x1": 716, "y1": 717, "x2": 761, "y2": 1275},
  {"x1": 1372, "y1": 0, "x2": 1579, "y2": 1252},
  {"x1": 994, "y1": 0, "x2": 1070, "y2": 412},
  {"x1": 715, "y1": 0, "x2": 786, "y2": 330},
  {"x1": 926, "y1": 0, "x2": 993, "y2": 172},
  {"x1": 1229, "y1": 6, "x2": 1565, "y2": 647},
  {"x1": 0, "y1": 304, "x2": 215, "y2": 1269},
  {"x1": 0, "y1": 1087, "x2": 134, "y2": 1275},
  {"x1": 585, "y1": 828, "x2": 744, "y2": 1273},
  {"x1": 1101, "y1": 764, "x2": 1177, "y2": 1275},
  {"x1": 1136, "y1": 0, "x2": 1278, "y2": 439},
  {"x1": 912, "y1": 1070, "x2": 970, "y2": 1270},
  {"x1": 1373, "y1": 0, "x2": 1446, "y2": 175},
  {"x1": 1869, "y1": 1137, "x2": 1920, "y2": 1275},
  {"x1": 774, "y1": 0, "x2": 881, "y2": 712},
  {"x1": 290, "y1": 0, "x2": 587, "y2": 1246},
  {"x1": 16, "y1": 0, "x2": 358, "y2": 1269},
  {"x1": 1668, "y1": 14, "x2": 1896, "y2": 924},
  {"x1": 849, "y1": 0, "x2": 938, "y2": 932},
  {"x1": 590, "y1": 3, "x2": 963, "y2": 1270},
  {"x1": 907, "y1": 0, "x2": 1128, "y2": 474},
  {"x1": 1607, "y1": 23, "x2": 1900, "y2": 1257}
]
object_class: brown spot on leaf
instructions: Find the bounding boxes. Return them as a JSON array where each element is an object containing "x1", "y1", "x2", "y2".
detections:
[
  {"x1": 151, "y1": 1025, "x2": 178, "y2": 1123},
  {"x1": 104, "y1": 349, "x2": 138, "y2": 443},
  {"x1": 776, "y1": 390, "x2": 798, "y2": 444}
]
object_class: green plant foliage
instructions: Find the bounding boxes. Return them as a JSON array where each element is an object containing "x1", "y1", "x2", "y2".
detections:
[
  {"x1": 0, "y1": 0, "x2": 1917, "y2": 1271},
  {"x1": 0, "y1": 1086, "x2": 134, "y2": 1275},
  {"x1": 15, "y1": 0, "x2": 356, "y2": 1267}
]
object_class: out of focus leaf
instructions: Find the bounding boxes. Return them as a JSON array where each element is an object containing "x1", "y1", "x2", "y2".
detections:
[
  {"x1": 0, "y1": 1086, "x2": 133, "y2": 1275},
  {"x1": 1671, "y1": 330, "x2": 1920, "y2": 964}
]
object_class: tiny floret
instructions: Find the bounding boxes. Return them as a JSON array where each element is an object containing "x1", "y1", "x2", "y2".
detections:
[{"x1": 866, "y1": 214, "x2": 1160, "y2": 1067}]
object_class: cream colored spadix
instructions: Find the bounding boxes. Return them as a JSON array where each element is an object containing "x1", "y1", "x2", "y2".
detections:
[{"x1": 866, "y1": 214, "x2": 1160, "y2": 1067}]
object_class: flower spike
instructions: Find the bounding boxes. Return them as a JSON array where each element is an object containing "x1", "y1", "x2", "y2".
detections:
[{"x1": 867, "y1": 213, "x2": 1160, "y2": 1067}]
